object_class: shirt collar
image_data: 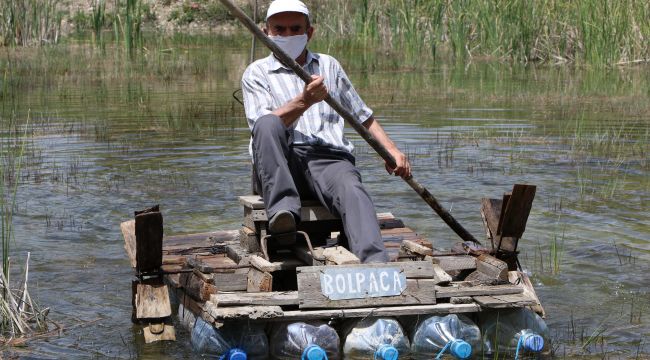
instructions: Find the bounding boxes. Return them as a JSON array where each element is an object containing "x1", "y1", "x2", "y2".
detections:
[{"x1": 267, "y1": 50, "x2": 319, "y2": 72}]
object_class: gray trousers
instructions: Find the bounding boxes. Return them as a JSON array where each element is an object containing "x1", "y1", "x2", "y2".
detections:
[{"x1": 252, "y1": 114, "x2": 389, "y2": 263}]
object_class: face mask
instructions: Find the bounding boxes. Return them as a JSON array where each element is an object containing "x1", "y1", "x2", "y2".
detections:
[{"x1": 269, "y1": 34, "x2": 308, "y2": 60}]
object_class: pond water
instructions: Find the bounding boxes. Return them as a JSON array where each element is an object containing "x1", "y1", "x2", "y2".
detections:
[{"x1": 1, "y1": 35, "x2": 648, "y2": 358}]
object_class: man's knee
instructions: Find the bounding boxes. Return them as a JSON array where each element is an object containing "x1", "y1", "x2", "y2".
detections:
[{"x1": 252, "y1": 114, "x2": 285, "y2": 138}]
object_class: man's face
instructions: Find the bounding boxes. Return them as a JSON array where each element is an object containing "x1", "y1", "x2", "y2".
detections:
[{"x1": 265, "y1": 12, "x2": 313, "y2": 40}]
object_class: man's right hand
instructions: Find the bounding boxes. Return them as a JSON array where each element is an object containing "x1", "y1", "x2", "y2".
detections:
[{"x1": 302, "y1": 75, "x2": 328, "y2": 107}]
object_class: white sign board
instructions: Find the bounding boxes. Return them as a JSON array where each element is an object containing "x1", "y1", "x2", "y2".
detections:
[{"x1": 319, "y1": 267, "x2": 407, "y2": 300}]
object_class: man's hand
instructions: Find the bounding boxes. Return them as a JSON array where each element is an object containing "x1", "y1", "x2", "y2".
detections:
[
  {"x1": 301, "y1": 75, "x2": 328, "y2": 107},
  {"x1": 385, "y1": 149, "x2": 411, "y2": 179}
]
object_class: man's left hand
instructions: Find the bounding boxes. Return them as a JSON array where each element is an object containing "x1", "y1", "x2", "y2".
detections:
[{"x1": 385, "y1": 150, "x2": 411, "y2": 179}]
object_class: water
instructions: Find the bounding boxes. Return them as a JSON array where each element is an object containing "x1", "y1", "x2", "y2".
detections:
[{"x1": 1, "y1": 35, "x2": 648, "y2": 358}]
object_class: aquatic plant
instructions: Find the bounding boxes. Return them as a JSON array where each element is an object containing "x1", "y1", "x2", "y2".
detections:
[{"x1": 0, "y1": 0, "x2": 63, "y2": 46}]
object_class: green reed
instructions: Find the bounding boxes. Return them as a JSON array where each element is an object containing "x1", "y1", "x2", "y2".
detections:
[
  {"x1": 312, "y1": 0, "x2": 650, "y2": 66},
  {"x1": 0, "y1": 0, "x2": 63, "y2": 46},
  {"x1": 92, "y1": 0, "x2": 106, "y2": 47}
]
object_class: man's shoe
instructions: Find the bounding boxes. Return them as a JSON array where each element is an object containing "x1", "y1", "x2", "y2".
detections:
[{"x1": 268, "y1": 210, "x2": 296, "y2": 235}]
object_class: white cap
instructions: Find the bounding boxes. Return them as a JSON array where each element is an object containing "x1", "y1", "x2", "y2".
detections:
[{"x1": 266, "y1": 0, "x2": 310, "y2": 21}]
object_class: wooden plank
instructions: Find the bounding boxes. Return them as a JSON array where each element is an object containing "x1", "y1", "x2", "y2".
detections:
[
  {"x1": 474, "y1": 293, "x2": 537, "y2": 308},
  {"x1": 400, "y1": 240, "x2": 433, "y2": 257},
  {"x1": 121, "y1": 220, "x2": 137, "y2": 268},
  {"x1": 499, "y1": 184, "x2": 536, "y2": 239},
  {"x1": 204, "y1": 302, "x2": 284, "y2": 321},
  {"x1": 163, "y1": 231, "x2": 239, "y2": 252},
  {"x1": 292, "y1": 244, "x2": 325, "y2": 266},
  {"x1": 431, "y1": 263, "x2": 452, "y2": 284},
  {"x1": 225, "y1": 243, "x2": 249, "y2": 266},
  {"x1": 497, "y1": 192, "x2": 512, "y2": 236},
  {"x1": 475, "y1": 254, "x2": 509, "y2": 282},
  {"x1": 212, "y1": 291, "x2": 300, "y2": 306},
  {"x1": 212, "y1": 268, "x2": 249, "y2": 292},
  {"x1": 315, "y1": 246, "x2": 360, "y2": 265},
  {"x1": 187, "y1": 254, "x2": 242, "y2": 273},
  {"x1": 247, "y1": 268, "x2": 273, "y2": 292},
  {"x1": 162, "y1": 254, "x2": 186, "y2": 265},
  {"x1": 296, "y1": 261, "x2": 434, "y2": 279},
  {"x1": 134, "y1": 206, "x2": 163, "y2": 272},
  {"x1": 239, "y1": 226, "x2": 260, "y2": 253},
  {"x1": 249, "y1": 255, "x2": 304, "y2": 272},
  {"x1": 179, "y1": 271, "x2": 218, "y2": 301},
  {"x1": 279, "y1": 303, "x2": 480, "y2": 321},
  {"x1": 298, "y1": 274, "x2": 436, "y2": 309},
  {"x1": 431, "y1": 255, "x2": 476, "y2": 272},
  {"x1": 508, "y1": 271, "x2": 545, "y2": 317},
  {"x1": 135, "y1": 283, "x2": 172, "y2": 319},
  {"x1": 435, "y1": 283, "x2": 522, "y2": 298},
  {"x1": 143, "y1": 324, "x2": 176, "y2": 343}
]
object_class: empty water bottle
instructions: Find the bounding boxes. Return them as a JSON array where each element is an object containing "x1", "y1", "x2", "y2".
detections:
[
  {"x1": 177, "y1": 303, "x2": 196, "y2": 331},
  {"x1": 269, "y1": 321, "x2": 340, "y2": 360},
  {"x1": 191, "y1": 317, "x2": 268, "y2": 359},
  {"x1": 479, "y1": 308, "x2": 549, "y2": 358},
  {"x1": 408, "y1": 314, "x2": 481, "y2": 359},
  {"x1": 342, "y1": 317, "x2": 410, "y2": 360}
]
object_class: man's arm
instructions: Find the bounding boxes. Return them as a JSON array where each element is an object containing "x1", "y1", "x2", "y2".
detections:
[
  {"x1": 272, "y1": 75, "x2": 328, "y2": 127},
  {"x1": 364, "y1": 116, "x2": 412, "y2": 179}
]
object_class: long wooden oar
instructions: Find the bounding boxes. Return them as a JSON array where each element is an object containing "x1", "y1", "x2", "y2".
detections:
[{"x1": 219, "y1": 0, "x2": 480, "y2": 245}]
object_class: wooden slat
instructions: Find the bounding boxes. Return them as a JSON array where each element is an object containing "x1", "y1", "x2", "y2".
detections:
[
  {"x1": 435, "y1": 283, "x2": 522, "y2": 298},
  {"x1": 204, "y1": 302, "x2": 283, "y2": 321},
  {"x1": 163, "y1": 230, "x2": 239, "y2": 253},
  {"x1": 134, "y1": 207, "x2": 164, "y2": 272},
  {"x1": 508, "y1": 271, "x2": 545, "y2": 317},
  {"x1": 239, "y1": 226, "x2": 260, "y2": 253},
  {"x1": 212, "y1": 268, "x2": 249, "y2": 291},
  {"x1": 314, "y1": 246, "x2": 360, "y2": 265},
  {"x1": 431, "y1": 255, "x2": 476, "y2": 272},
  {"x1": 475, "y1": 254, "x2": 509, "y2": 282},
  {"x1": 187, "y1": 254, "x2": 242, "y2": 273},
  {"x1": 212, "y1": 291, "x2": 300, "y2": 306},
  {"x1": 474, "y1": 293, "x2": 537, "y2": 308},
  {"x1": 297, "y1": 261, "x2": 434, "y2": 278},
  {"x1": 143, "y1": 324, "x2": 176, "y2": 343},
  {"x1": 121, "y1": 220, "x2": 136, "y2": 268},
  {"x1": 135, "y1": 283, "x2": 172, "y2": 319},
  {"x1": 278, "y1": 303, "x2": 480, "y2": 320},
  {"x1": 250, "y1": 254, "x2": 304, "y2": 272},
  {"x1": 400, "y1": 239, "x2": 433, "y2": 257},
  {"x1": 247, "y1": 268, "x2": 273, "y2": 292},
  {"x1": 500, "y1": 184, "x2": 536, "y2": 239},
  {"x1": 298, "y1": 275, "x2": 436, "y2": 309},
  {"x1": 179, "y1": 271, "x2": 218, "y2": 301}
]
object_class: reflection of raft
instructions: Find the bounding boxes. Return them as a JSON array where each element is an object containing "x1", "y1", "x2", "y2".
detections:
[{"x1": 121, "y1": 185, "x2": 545, "y2": 355}]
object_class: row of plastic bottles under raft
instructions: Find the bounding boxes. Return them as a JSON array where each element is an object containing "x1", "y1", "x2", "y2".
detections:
[{"x1": 178, "y1": 305, "x2": 549, "y2": 360}]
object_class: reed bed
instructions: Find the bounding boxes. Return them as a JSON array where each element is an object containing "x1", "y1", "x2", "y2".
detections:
[
  {"x1": 310, "y1": 0, "x2": 650, "y2": 66},
  {"x1": 0, "y1": 0, "x2": 63, "y2": 46}
]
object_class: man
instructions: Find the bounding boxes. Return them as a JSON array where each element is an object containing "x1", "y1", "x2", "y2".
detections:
[{"x1": 241, "y1": 0, "x2": 411, "y2": 263}]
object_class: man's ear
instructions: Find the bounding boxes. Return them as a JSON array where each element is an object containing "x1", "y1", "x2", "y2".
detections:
[{"x1": 307, "y1": 26, "x2": 314, "y2": 41}]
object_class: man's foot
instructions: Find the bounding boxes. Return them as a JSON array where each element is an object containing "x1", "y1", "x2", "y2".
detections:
[{"x1": 268, "y1": 210, "x2": 296, "y2": 235}]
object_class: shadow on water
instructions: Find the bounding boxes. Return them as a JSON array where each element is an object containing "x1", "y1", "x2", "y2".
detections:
[{"x1": 1, "y1": 34, "x2": 649, "y2": 358}]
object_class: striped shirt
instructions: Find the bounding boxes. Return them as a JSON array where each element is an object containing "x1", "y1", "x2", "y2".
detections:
[{"x1": 242, "y1": 51, "x2": 372, "y2": 156}]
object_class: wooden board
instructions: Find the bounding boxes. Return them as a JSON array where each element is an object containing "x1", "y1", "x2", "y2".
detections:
[
  {"x1": 313, "y1": 246, "x2": 360, "y2": 265},
  {"x1": 121, "y1": 220, "x2": 137, "y2": 268},
  {"x1": 135, "y1": 282, "x2": 172, "y2": 319},
  {"x1": 187, "y1": 254, "x2": 242, "y2": 273},
  {"x1": 204, "y1": 302, "x2": 284, "y2": 321},
  {"x1": 475, "y1": 254, "x2": 509, "y2": 282},
  {"x1": 473, "y1": 293, "x2": 537, "y2": 308},
  {"x1": 143, "y1": 323, "x2": 175, "y2": 343},
  {"x1": 431, "y1": 255, "x2": 476, "y2": 272},
  {"x1": 435, "y1": 283, "x2": 523, "y2": 298},
  {"x1": 297, "y1": 262, "x2": 435, "y2": 309},
  {"x1": 239, "y1": 226, "x2": 260, "y2": 253},
  {"x1": 212, "y1": 268, "x2": 249, "y2": 292},
  {"x1": 179, "y1": 271, "x2": 218, "y2": 301},
  {"x1": 134, "y1": 207, "x2": 163, "y2": 272},
  {"x1": 212, "y1": 291, "x2": 300, "y2": 306},
  {"x1": 247, "y1": 268, "x2": 273, "y2": 292},
  {"x1": 400, "y1": 239, "x2": 434, "y2": 257},
  {"x1": 508, "y1": 271, "x2": 546, "y2": 317},
  {"x1": 499, "y1": 184, "x2": 536, "y2": 239},
  {"x1": 163, "y1": 231, "x2": 239, "y2": 254},
  {"x1": 279, "y1": 303, "x2": 479, "y2": 321},
  {"x1": 250, "y1": 255, "x2": 304, "y2": 273}
]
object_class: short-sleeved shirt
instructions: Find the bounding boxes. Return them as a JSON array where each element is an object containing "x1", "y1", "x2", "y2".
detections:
[{"x1": 241, "y1": 51, "x2": 372, "y2": 156}]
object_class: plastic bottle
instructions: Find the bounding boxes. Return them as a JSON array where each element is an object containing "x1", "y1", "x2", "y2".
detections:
[
  {"x1": 177, "y1": 303, "x2": 196, "y2": 331},
  {"x1": 269, "y1": 321, "x2": 340, "y2": 360},
  {"x1": 479, "y1": 308, "x2": 549, "y2": 359},
  {"x1": 342, "y1": 317, "x2": 410, "y2": 360},
  {"x1": 190, "y1": 317, "x2": 268, "y2": 359},
  {"x1": 408, "y1": 314, "x2": 481, "y2": 359}
]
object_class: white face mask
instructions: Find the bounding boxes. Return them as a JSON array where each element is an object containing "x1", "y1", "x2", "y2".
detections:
[{"x1": 269, "y1": 34, "x2": 308, "y2": 60}]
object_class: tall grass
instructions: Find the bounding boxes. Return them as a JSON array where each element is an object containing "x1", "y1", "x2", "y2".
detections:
[
  {"x1": 311, "y1": 0, "x2": 650, "y2": 66},
  {"x1": 0, "y1": 0, "x2": 63, "y2": 46}
]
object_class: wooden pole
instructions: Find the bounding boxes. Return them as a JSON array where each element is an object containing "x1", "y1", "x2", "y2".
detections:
[{"x1": 219, "y1": 0, "x2": 480, "y2": 245}]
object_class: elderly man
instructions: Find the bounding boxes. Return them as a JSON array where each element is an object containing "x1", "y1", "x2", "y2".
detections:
[{"x1": 241, "y1": 0, "x2": 411, "y2": 263}]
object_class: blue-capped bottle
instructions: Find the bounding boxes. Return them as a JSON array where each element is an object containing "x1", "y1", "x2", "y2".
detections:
[
  {"x1": 408, "y1": 314, "x2": 481, "y2": 359},
  {"x1": 269, "y1": 321, "x2": 340, "y2": 360},
  {"x1": 342, "y1": 317, "x2": 410, "y2": 360},
  {"x1": 479, "y1": 308, "x2": 549, "y2": 359},
  {"x1": 190, "y1": 317, "x2": 268, "y2": 359}
]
